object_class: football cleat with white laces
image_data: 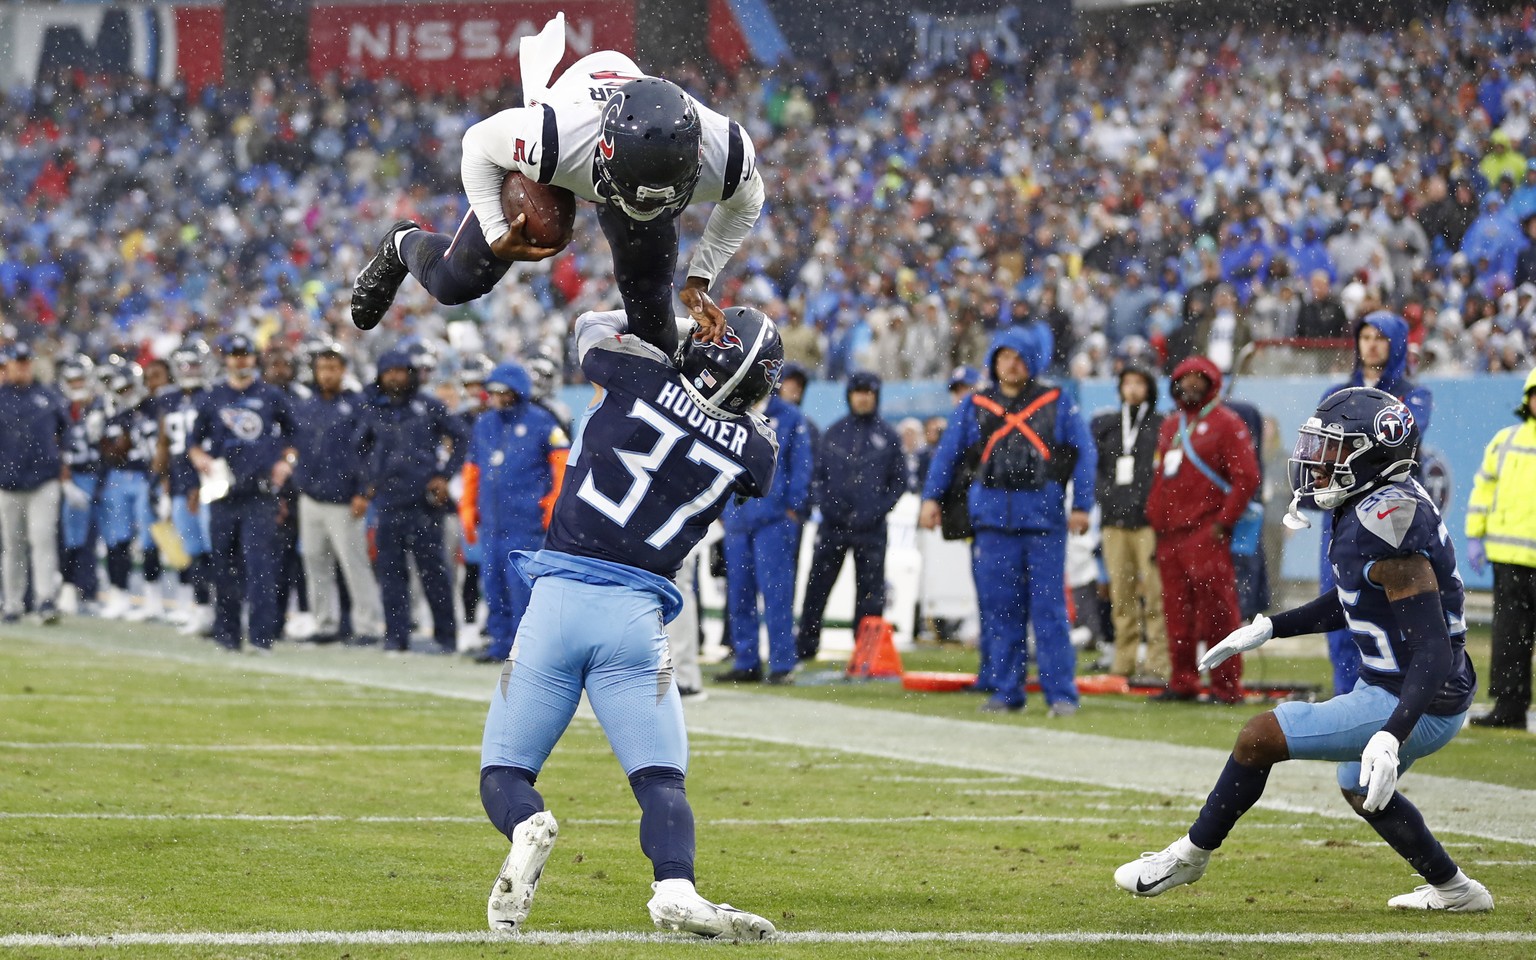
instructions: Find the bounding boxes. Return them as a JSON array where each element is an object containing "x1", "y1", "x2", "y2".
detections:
[
  {"x1": 1114, "y1": 835, "x2": 1210, "y2": 897},
  {"x1": 487, "y1": 811, "x2": 558, "y2": 933},
  {"x1": 647, "y1": 879, "x2": 775, "y2": 940},
  {"x1": 1388, "y1": 877, "x2": 1493, "y2": 912}
]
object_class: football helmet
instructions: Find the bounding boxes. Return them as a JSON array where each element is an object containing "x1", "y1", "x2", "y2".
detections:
[
  {"x1": 594, "y1": 77, "x2": 702, "y2": 222},
  {"x1": 103, "y1": 357, "x2": 144, "y2": 409},
  {"x1": 57, "y1": 355, "x2": 96, "y2": 403},
  {"x1": 170, "y1": 341, "x2": 212, "y2": 389},
  {"x1": 458, "y1": 353, "x2": 495, "y2": 388},
  {"x1": 1288, "y1": 387, "x2": 1419, "y2": 513},
  {"x1": 675, "y1": 307, "x2": 783, "y2": 419},
  {"x1": 525, "y1": 349, "x2": 562, "y2": 401}
]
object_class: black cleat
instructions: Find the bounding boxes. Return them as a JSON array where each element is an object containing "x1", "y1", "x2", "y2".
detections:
[
  {"x1": 351, "y1": 220, "x2": 418, "y2": 330},
  {"x1": 715, "y1": 667, "x2": 763, "y2": 684},
  {"x1": 1470, "y1": 709, "x2": 1528, "y2": 729}
]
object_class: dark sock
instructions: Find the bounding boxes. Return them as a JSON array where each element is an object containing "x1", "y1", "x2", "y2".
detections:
[
  {"x1": 191, "y1": 555, "x2": 212, "y2": 605},
  {"x1": 629, "y1": 766, "x2": 695, "y2": 882},
  {"x1": 1188, "y1": 755, "x2": 1271, "y2": 851},
  {"x1": 480, "y1": 766, "x2": 543, "y2": 843},
  {"x1": 1358, "y1": 792, "x2": 1458, "y2": 885},
  {"x1": 463, "y1": 563, "x2": 481, "y2": 624},
  {"x1": 106, "y1": 543, "x2": 132, "y2": 590},
  {"x1": 142, "y1": 544, "x2": 162, "y2": 583}
]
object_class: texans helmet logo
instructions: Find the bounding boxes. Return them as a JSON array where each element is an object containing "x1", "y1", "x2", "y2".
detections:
[
  {"x1": 1374, "y1": 404, "x2": 1414, "y2": 447},
  {"x1": 717, "y1": 327, "x2": 744, "y2": 353},
  {"x1": 598, "y1": 93, "x2": 623, "y2": 161}
]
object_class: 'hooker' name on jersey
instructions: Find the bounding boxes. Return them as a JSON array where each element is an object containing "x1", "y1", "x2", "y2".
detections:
[
  {"x1": 544, "y1": 334, "x2": 777, "y2": 579},
  {"x1": 1328, "y1": 479, "x2": 1476, "y2": 716}
]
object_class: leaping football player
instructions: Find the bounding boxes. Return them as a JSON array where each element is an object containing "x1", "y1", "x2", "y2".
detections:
[
  {"x1": 350, "y1": 14, "x2": 761, "y2": 353},
  {"x1": 1115, "y1": 387, "x2": 1492, "y2": 912},
  {"x1": 479, "y1": 303, "x2": 783, "y2": 938}
]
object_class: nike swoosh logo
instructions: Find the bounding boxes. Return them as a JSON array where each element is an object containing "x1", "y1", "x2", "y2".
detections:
[
  {"x1": 1136, "y1": 873, "x2": 1172, "y2": 893},
  {"x1": 1377, "y1": 506, "x2": 1401, "y2": 519}
]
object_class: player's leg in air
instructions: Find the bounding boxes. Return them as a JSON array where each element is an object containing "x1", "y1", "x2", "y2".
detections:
[{"x1": 1114, "y1": 692, "x2": 1491, "y2": 911}]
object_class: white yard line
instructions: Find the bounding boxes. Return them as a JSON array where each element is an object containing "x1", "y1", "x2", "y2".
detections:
[
  {"x1": 8, "y1": 626, "x2": 1535, "y2": 847},
  {"x1": 1, "y1": 929, "x2": 1534, "y2": 948},
  {"x1": 0, "y1": 741, "x2": 476, "y2": 752}
]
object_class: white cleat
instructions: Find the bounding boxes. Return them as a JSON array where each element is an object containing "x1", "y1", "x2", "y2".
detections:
[
  {"x1": 284, "y1": 611, "x2": 317, "y2": 640},
  {"x1": 123, "y1": 592, "x2": 162, "y2": 622},
  {"x1": 647, "y1": 879, "x2": 776, "y2": 940},
  {"x1": 487, "y1": 811, "x2": 558, "y2": 933},
  {"x1": 1114, "y1": 835, "x2": 1210, "y2": 897},
  {"x1": 177, "y1": 606, "x2": 212, "y2": 636},
  {"x1": 1388, "y1": 878, "x2": 1494, "y2": 912}
]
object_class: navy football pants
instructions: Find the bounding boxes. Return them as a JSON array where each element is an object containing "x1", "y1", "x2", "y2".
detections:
[
  {"x1": 374, "y1": 508, "x2": 457, "y2": 651},
  {"x1": 796, "y1": 524, "x2": 886, "y2": 661},
  {"x1": 209, "y1": 494, "x2": 284, "y2": 648},
  {"x1": 399, "y1": 204, "x2": 680, "y2": 356}
]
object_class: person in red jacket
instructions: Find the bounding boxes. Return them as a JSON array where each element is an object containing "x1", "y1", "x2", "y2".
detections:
[{"x1": 1145, "y1": 355, "x2": 1261, "y2": 704}]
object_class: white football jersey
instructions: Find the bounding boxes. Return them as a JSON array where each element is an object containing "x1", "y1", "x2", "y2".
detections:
[{"x1": 460, "y1": 52, "x2": 763, "y2": 286}]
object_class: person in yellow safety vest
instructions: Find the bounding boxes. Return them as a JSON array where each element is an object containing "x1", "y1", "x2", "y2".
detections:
[{"x1": 1464, "y1": 368, "x2": 1536, "y2": 730}]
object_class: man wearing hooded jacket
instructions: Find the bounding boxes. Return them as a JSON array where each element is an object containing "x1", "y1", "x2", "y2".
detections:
[
  {"x1": 1146, "y1": 355, "x2": 1260, "y2": 704},
  {"x1": 355, "y1": 348, "x2": 468, "y2": 653},
  {"x1": 920, "y1": 326, "x2": 1095, "y2": 715},
  {"x1": 1319, "y1": 311, "x2": 1433, "y2": 696},
  {"x1": 460, "y1": 362, "x2": 569, "y2": 664},
  {"x1": 796, "y1": 371, "x2": 906, "y2": 661}
]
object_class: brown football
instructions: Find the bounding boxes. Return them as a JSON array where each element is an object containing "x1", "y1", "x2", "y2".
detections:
[{"x1": 500, "y1": 171, "x2": 576, "y2": 249}]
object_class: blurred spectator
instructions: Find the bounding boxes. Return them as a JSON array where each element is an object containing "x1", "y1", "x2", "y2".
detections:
[
  {"x1": 898, "y1": 417, "x2": 928, "y2": 493},
  {"x1": 1465, "y1": 369, "x2": 1536, "y2": 730},
  {"x1": 1145, "y1": 356, "x2": 1259, "y2": 705},
  {"x1": 0, "y1": 343, "x2": 66, "y2": 623},
  {"x1": 1091, "y1": 363, "x2": 1169, "y2": 685},
  {"x1": 1296, "y1": 271, "x2": 1350, "y2": 340},
  {"x1": 796, "y1": 372, "x2": 905, "y2": 661}
]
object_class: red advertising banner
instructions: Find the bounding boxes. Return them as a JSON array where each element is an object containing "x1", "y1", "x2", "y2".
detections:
[{"x1": 309, "y1": 1, "x2": 635, "y2": 92}]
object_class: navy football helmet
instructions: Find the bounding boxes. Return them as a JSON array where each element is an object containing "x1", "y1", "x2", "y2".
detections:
[
  {"x1": 594, "y1": 77, "x2": 702, "y2": 222},
  {"x1": 1289, "y1": 387, "x2": 1420, "y2": 512},
  {"x1": 57, "y1": 355, "x2": 96, "y2": 403},
  {"x1": 170, "y1": 341, "x2": 212, "y2": 389},
  {"x1": 675, "y1": 307, "x2": 784, "y2": 419}
]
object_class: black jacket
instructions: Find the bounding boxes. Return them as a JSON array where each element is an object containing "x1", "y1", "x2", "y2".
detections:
[
  {"x1": 813, "y1": 413, "x2": 906, "y2": 532},
  {"x1": 1090, "y1": 402, "x2": 1163, "y2": 528}
]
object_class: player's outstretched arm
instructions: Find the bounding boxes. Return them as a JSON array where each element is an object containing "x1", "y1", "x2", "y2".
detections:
[{"x1": 460, "y1": 107, "x2": 543, "y2": 246}]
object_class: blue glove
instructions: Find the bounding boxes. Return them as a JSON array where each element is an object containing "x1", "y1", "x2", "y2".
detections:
[{"x1": 1467, "y1": 538, "x2": 1487, "y2": 574}]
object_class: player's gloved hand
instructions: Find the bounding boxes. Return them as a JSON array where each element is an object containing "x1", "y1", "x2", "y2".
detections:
[
  {"x1": 1467, "y1": 537, "x2": 1487, "y2": 574},
  {"x1": 1198, "y1": 614, "x2": 1272, "y2": 672},
  {"x1": 1359, "y1": 731, "x2": 1401, "y2": 812},
  {"x1": 157, "y1": 494, "x2": 173, "y2": 522},
  {"x1": 62, "y1": 482, "x2": 91, "y2": 511}
]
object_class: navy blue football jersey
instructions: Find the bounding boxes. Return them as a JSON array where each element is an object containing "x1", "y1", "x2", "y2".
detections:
[
  {"x1": 191, "y1": 382, "x2": 296, "y2": 496},
  {"x1": 63, "y1": 400, "x2": 106, "y2": 474},
  {"x1": 102, "y1": 404, "x2": 150, "y2": 473},
  {"x1": 543, "y1": 325, "x2": 778, "y2": 579},
  {"x1": 152, "y1": 387, "x2": 204, "y2": 496},
  {"x1": 1328, "y1": 478, "x2": 1475, "y2": 716}
]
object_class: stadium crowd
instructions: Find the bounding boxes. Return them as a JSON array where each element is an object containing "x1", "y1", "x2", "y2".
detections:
[
  {"x1": 3, "y1": 5, "x2": 1536, "y2": 381},
  {"x1": 0, "y1": 5, "x2": 1534, "y2": 700}
]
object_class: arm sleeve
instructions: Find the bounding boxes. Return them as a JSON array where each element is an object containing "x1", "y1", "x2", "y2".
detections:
[
  {"x1": 460, "y1": 107, "x2": 545, "y2": 246},
  {"x1": 1062, "y1": 398, "x2": 1096, "y2": 513},
  {"x1": 459, "y1": 463, "x2": 480, "y2": 543},
  {"x1": 575, "y1": 310, "x2": 631, "y2": 363},
  {"x1": 1269, "y1": 591, "x2": 1348, "y2": 637},
  {"x1": 920, "y1": 401, "x2": 974, "y2": 502},
  {"x1": 686, "y1": 170, "x2": 764, "y2": 288},
  {"x1": 1465, "y1": 430, "x2": 1507, "y2": 539},
  {"x1": 1381, "y1": 590, "x2": 1454, "y2": 742},
  {"x1": 1215, "y1": 417, "x2": 1261, "y2": 528}
]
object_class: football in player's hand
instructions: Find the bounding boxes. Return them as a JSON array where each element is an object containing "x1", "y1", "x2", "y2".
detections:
[{"x1": 501, "y1": 171, "x2": 576, "y2": 249}]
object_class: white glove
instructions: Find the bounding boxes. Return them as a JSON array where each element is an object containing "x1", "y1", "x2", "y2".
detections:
[
  {"x1": 1198, "y1": 614, "x2": 1273, "y2": 672},
  {"x1": 157, "y1": 494, "x2": 173, "y2": 522},
  {"x1": 1359, "y1": 731, "x2": 1401, "y2": 813},
  {"x1": 62, "y1": 482, "x2": 91, "y2": 511}
]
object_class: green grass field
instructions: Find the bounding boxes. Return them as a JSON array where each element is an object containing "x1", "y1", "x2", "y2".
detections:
[{"x1": 1, "y1": 617, "x2": 1532, "y2": 959}]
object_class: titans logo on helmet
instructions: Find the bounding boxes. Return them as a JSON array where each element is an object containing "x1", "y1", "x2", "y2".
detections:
[
  {"x1": 717, "y1": 327, "x2": 744, "y2": 353},
  {"x1": 758, "y1": 357, "x2": 784, "y2": 385},
  {"x1": 1374, "y1": 403, "x2": 1413, "y2": 446}
]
